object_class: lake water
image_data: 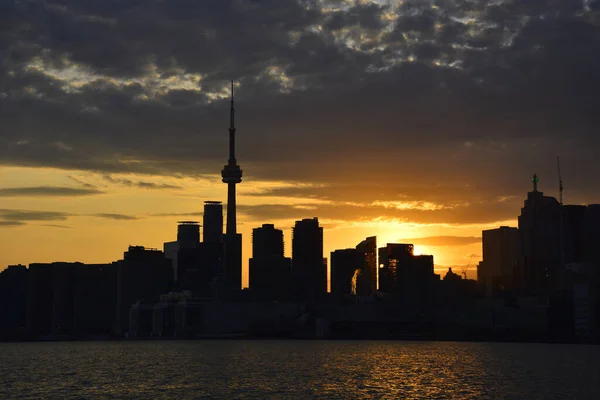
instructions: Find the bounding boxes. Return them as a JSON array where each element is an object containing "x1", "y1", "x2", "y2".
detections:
[{"x1": 1, "y1": 340, "x2": 599, "y2": 399}]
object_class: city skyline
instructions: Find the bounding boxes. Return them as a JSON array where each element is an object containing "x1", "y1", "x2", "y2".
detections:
[{"x1": 2, "y1": 0, "x2": 600, "y2": 284}]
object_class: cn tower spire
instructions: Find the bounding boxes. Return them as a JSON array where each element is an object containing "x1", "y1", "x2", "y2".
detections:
[
  {"x1": 221, "y1": 80, "x2": 243, "y2": 290},
  {"x1": 222, "y1": 80, "x2": 242, "y2": 235},
  {"x1": 228, "y1": 80, "x2": 236, "y2": 165}
]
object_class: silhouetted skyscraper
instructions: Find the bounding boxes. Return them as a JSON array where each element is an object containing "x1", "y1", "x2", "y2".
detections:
[
  {"x1": 379, "y1": 243, "x2": 435, "y2": 311},
  {"x1": 583, "y1": 205, "x2": 600, "y2": 265},
  {"x1": 252, "y1": 224, "x2": 284, "y2": 258},
  {"x1": 177, "y1": 221, "x2": 200, "y2": 247},
  {"x1": 481, "y1": 226, "x2": 519, "y2": 296},
  {"x1": 562, "y1": 205, "x2": 587, "y2": 265},
  {"x1": 356, "y1": 236, "x2": 377, "y2": 295},
  {"x1": 0, "y1": 265, "x2": 28, "y2": 339},
  {"x1": 378, "y1": 243, "x2": 414, "y2": 293},
  {"x1": 203, "y1": 201, "x2": 223, "y2": 243},
  {"x1": 164, "y1": 221, "x2": 201, "y2": 281},
  {"x1": 330, "y1": 249, "x2": 362, "y2": 296},
  {"x1": 517, "y1": 174, "x2": 561, "y2": 295},
  {"x1": 249, "y1": 224, "x2": 291, "y2": 300},
  {"x1": 292, "y1": 217, "x2": 326, "y2": 300},
  {"x1": 26, "y1": 262, "x2": 116, "y2": 338},
  {"x1": 221, "y1": 81, "x2": 243, "y2": 290},
  {"x1": 115, "y1": 246, "x2": 173, "y2": 336}
]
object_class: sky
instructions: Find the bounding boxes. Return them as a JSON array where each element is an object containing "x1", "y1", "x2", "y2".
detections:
[{"x1": 1, "y1": 0, "x2": 600, "y2": 286}]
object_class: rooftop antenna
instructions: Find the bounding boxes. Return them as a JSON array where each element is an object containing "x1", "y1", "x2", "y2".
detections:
[
  {"x1": 557, "y1": 156, "x2": 563, "y2": 205},
  {"x1": 532, "y1": 173, "x2": 539, "y2": 192}
]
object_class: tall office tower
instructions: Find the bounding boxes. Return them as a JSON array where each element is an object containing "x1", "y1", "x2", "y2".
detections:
[
  {"x1": 407, "y1": 254, "x2": 436, "y2": 312},
  {"x1": 481, "y1": 226, "x2": 519, "y2": 296},
  {"x1": 172, "y1": 220, "x2": 221, "y2": 295},
  {"x1": 356, "y1": 236, "x2": 377, "y2": 295},
  {"x1": 115, "y1": 246, "x2": 173, "y2": 336},
  {"x1": 378, "y1": 243, "x2": 414, "y2": 293},
  {"x1": 562, "y1": 205, "x2": 587, "y2": 265},
  {"x1": 517, "y1": 174, "x2": 562, "y2": 295},
  {"x1": 330, "y1": 248, "x2": 362, "y2": 296},
  {"x1": 177, "y1": 221, "x2": 200, "y2": 247},
  {"x1": 164, "y1": 221, "x2": 201, "y2": 281},
  {"x1": 583, "y1": 204, "x2": 600, "y2": 265},
  {"x1": 252, "y1": 224, "x2": 284, "y2": 258},
  {"x1": 0, "y1": 265, "x2": 28, "y2": 338},
  {"x1": 221, "y1": 81, "x2": 243, "y2": 290},
  {"x1": 249, "y1": 224, "x2": 292, "y2": 300},
  {"x1": 292, "y1": 217, "x2": 326, "y2": 300},
  {"x1": 203, "y1": 201, "x2": 223, "y2": 243}
]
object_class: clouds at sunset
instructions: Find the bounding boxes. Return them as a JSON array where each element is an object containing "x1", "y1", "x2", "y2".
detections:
[
  {"x1": 0, "y1": 186, "x2": 104, "y2": 197},
  {"x1": 1, "y1": 0, "x2": 599, "y2": 274}
]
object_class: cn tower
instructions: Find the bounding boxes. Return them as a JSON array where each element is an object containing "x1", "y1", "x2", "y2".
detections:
[
  {"x1": 221, "y1": 81, "x2": 243, "y2": 289},
  {"x1": 221, "y1": 81, "x2": 242, "y2": 233}
]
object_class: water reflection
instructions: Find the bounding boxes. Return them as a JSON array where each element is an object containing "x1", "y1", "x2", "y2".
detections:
[{"x1": 1, "y1": 341, "x2": 599, "y2": 399}]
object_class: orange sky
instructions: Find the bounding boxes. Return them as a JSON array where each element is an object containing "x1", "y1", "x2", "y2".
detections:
[
  {"x1": 0, "y1": 165, "x2": 519, "y2": 286},
  {"x1": 2, "y1": 0, "x2": 599, "y2": 290}
]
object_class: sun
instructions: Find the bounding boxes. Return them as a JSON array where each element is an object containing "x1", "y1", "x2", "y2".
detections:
[{"x1": 413, "y1": 245, "x2": 433, "y2": 257}]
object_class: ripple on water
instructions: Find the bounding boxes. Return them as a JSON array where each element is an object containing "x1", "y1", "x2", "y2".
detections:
[{"x1": 1, "y1": 341, "x2": 600, "y2": 399}]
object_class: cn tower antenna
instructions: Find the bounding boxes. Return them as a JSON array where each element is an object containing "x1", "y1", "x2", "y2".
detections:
[{"x1": 557, "y1": 156, "x2": 563, "y2": 205}]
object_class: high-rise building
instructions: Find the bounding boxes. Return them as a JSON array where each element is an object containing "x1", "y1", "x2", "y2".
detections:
[
  {"x1": 163, "y1": 241, "x2": 179, "y2": 281},
  {"x1": 164, "y1": 221, "x2": 201, "y2": 281},
  {"x1": 562, "y1": 205, "x2": 587, "y2": 265},
  {"x1": 27, "y1": 263, "x2": 54, "y2": 336},
  {"x1": 378, "y1": 243, "x2": 414, "y2": 293},
  {"x1": 0, "y1": 265, "x2": 28, "y2": 338},
  {"x1": 203, "y1": 201, "x2": 223, "y2": 243},
  {"x1": 221, "y1": 81, "x2": 243, "y2": 290},
  {"x1": 378, "y1": 243, "x2": 435, "y2": 310},
  {"x1": 252, "y1": 224, "x2": 284, "y2": 258},
  {"x1": 330, "y1": 249, "x2": 362, "y2": 296},
  {"x1": 356, "y1": 236, "x2": 377, "y2": 295},
  {"x1": 517, "y1": 174, "x2": 561, "y2": 295},
  {"x1": 481, "y1": 226, "x2": 519, "y2": 296},
  {"x1": 26, "y1": 262, "x2": 116, "y2": 338},
  {"x1": 292, "y1": 217, "x2": 326, "y2": 300},
  {"x1": 177, "y1": 221, "x2": 200, "y2": 248},
  {"x1": 249, "y1": 224, "x2": 291, "y2": 300},
  {"x1": 115, "y1": 246, "x2": 173, "y2": 336},
  {"x1": 583, "y1": 204, "x2": 600, "y2": 265}
]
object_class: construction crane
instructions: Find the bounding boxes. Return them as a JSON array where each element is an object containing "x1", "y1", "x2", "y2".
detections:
[
  {"x1": 462, "y1": 254, "x2": 475, "y2": 280},
  {"x1": 557, "y1": 156, "x2": 563, "y2": 205}
]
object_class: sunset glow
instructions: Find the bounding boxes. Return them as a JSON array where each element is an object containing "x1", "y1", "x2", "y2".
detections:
[{"x1": 2, "y1": 0, "x2": 599, "y2": 288}]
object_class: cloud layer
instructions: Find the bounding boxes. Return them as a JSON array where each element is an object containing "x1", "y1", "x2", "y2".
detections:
[
  {"x1": 0, "y1": 208, "x2": 138, "y2": 227},
  {"x1": 0, "y1": 186, "x2": 103, "y2": 197},
  {"x1": 2, "y1": 0, "x2": 600, "y2": 227}
]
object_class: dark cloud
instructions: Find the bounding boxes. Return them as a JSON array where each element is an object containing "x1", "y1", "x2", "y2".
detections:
[
  {"x1": 0, "y1": 209, "x2": 71, "y2": 222},
  {"x1": 398, "y1": 236, "x2": 482, "y2": 247},
  {"x1": 102, "y1": 175, "x2": 181, "y2": 189},
  {"x1": 0, "y1": 208, "x2": 138, "y2": 225},
  {"x1": 67, "y1": 175, "x2": 97, "y2": 189},
  {"x1": 0, "y1": 186, "x2": 104, "y2": 197},
  {"x1": 41, "y1": 224, "x2": 72, "y2": 229},
  {"x1": 1, "y1": 0, "x2": 599, "y2": 217},
  {"x1": 92, "y1": 213, "x2": 139, "y2": 221},
  {"x1": 153, "y1": 212, "x2": 204, "y2": 217},
  {"x1": 0, "y1": 221, "x2": 26, "y2": 227}
]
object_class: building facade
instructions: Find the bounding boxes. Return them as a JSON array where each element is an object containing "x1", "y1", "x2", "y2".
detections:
[
  {"x1": 481, "y1": 226, "x2": 519, "y2": 296},
  {"x1": 517, "y1": 174, "x2": 562, "y2": 295},
  {"x1": 292, "y1": 218, "x2": 326, "y2": 300},
  {"x1": 330, "y1": 249, "x2": 363, "y2": 296},
  {"x1": 249, "y1": 224, "x2": 292, "y2": 300}
]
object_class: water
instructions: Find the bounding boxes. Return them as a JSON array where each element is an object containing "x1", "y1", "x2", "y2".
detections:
[{"x1": 1, "y1": 340, "x2": 599, "y2": 399}]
